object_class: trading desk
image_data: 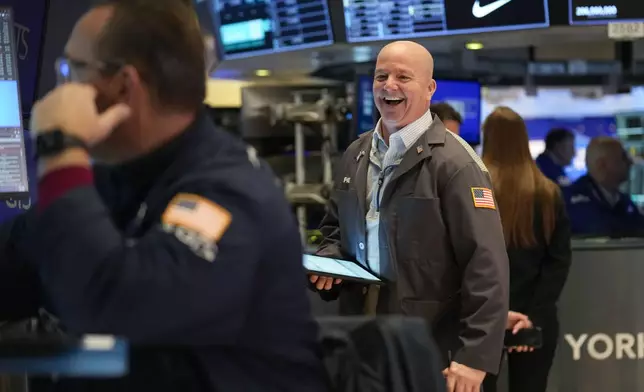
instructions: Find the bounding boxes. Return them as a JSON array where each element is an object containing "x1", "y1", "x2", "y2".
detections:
[{"x1": 0, "y1": 334, "x2": 127, "y2": 392}]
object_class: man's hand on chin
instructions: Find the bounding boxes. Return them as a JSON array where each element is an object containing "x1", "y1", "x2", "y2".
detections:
[
  {"x1": 442, "y1": 361, "x2": 486, "y2": 392},
  {"x1": 31, "y1": 83, "x2": 131, "y2": 177}
]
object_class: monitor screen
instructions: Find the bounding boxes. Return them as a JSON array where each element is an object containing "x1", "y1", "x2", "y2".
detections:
[
  {"x1": 6, "y1": 0, "x2": 46, "y2": 116},
  {"x1": 525, "y1": 116, "x2": 617, "y2": 182},
  {"x1": 433, "y1": 80, "x2": 481, "y2": 145},
  {"x1": 0, "y1": 8, "x2": 29, "y2": 197},
  {"x1": 343, "y1": 0, "x2": 549, "y2": 43},
  {"x1": 569, "y1": 0, "x2": 644, "y2": 25},
  {"x1": 212, "y1": 0, "x2": 334, "y2": 59},
  {"x1": 355, "y1": 76, "x2": 481, "y2": 145}
]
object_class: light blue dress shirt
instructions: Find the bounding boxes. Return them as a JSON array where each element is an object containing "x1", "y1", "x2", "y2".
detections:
[{"x1": 364, "y1": 109, "x2": 433, "y2": 278}]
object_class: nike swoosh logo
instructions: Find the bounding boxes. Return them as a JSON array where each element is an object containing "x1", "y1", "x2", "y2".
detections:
[{"x1": 472, "y1": 0, "x2": 513, "y2": 18}]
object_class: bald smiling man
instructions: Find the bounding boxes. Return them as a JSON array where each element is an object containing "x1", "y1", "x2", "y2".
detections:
[{"x1": 313, "y1": 41, "x2": 509, "y2": 391}]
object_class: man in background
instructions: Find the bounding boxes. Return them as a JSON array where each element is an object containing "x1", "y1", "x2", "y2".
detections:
[
  {"x1": 536, "y1": 128, "x2": 576, "y2": 187},
  {"x1": 312, "y1": 40, "x2": 509, "y2": 392},
  {"x1": 431, "y1": 102, "x2": 462, "y2": 134},
  {"x1": 565, "y1": 137, "x2": 643, "y2": 236}
]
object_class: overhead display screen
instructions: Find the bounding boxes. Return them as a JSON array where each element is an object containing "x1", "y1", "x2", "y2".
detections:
[
  {"x1": 344, "y1": 0, "x2": 549, "y2": 43},
  {"x1": 212, "y1": 0, "x2": 334, "y2": 59},
  {"x1": 569, "y1": 1, "x2": 644, "y2": 24}
]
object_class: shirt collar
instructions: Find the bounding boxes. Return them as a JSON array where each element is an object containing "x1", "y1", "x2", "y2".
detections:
[
  {"x1": 373, "y1": 109, "x2": 433, "y2": 152},
  {"x1": 597, "y1": 183, "x2": 621, "y2": 206}
]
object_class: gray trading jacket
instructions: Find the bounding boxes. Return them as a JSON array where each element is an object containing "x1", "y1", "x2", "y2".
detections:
[{"x1": 316, "y1": 117, "x2": 509, "y2": 374}]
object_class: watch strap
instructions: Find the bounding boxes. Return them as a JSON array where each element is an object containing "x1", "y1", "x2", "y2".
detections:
[{"x1": 35, "y1": 130, "x2": 88, "y2": 159}]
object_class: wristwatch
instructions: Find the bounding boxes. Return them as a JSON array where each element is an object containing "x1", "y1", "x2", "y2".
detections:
[{"x1": 35, "y1": 130, "x2": 88, "y2": 159}]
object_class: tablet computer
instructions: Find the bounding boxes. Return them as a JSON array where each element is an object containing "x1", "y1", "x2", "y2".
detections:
[{"x1": 303, "y1": 254, "x2": 383, "y2": 284}]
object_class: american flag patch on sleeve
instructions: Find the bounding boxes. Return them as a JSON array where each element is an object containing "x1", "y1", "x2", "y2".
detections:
[
  {"x1": 162, "y1": 193, "x2": 232, "y2": 242},
  {"x1": 471, "y1": 187, "x2": 496, "y2": 210}
]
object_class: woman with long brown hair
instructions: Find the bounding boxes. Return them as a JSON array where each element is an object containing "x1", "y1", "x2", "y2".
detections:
[{"x1": 480, "y1": 107, "x2": 572, "y2": 392}]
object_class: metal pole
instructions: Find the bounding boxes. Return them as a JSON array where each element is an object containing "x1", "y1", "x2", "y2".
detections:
[
  {"x1": 320, "y1": 90, "x2": 334, "y2": 185},
  {"x1": 293, "y1": 92, "x2": 307, "y2": 244}
]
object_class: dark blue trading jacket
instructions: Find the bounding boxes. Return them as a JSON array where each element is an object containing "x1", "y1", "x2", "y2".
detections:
[
  {"x1": 0, "y1": 111, "x2": 326, "y2": 391},
  {"x1": 563, "y1": 174, "x2": 644, "y2": 237},
  {"x1": 535, "y1": 153, "x2": 571, "y2": 187}
]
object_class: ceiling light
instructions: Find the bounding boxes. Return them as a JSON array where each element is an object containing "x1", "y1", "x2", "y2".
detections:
[
  {"x1": 466, "y1": 42, "x2": 484, "y2": 51},
  {"x1": 255, "y1": 69, "x2": 271, "y2": 77},
  {"x1": 352, "y1": 46, "x2": 373, "y2": 62}
]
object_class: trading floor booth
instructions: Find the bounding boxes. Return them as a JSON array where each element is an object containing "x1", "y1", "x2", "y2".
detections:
[
  {"x1": 310, "y1": 237, "x2": 644, "y2": 392},
  {"x1": 548, "y1": 238, "x2": 644, "y2": 392}
]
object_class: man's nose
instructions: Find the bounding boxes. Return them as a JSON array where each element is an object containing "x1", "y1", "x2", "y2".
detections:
[{"x1": 383, "y1": 78, "x2": 398, "y2": 91}]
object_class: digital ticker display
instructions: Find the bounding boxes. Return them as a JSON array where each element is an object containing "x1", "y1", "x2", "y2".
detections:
[
  {"x1": 343, "y1": 0, "x2": 549, "y2": 43},
  {"x1": 569, "y1": 0, "x2": 644, "y2": 25},
  {"x1": 212, "y1": 0, "x2": 334, "y2": 59}
]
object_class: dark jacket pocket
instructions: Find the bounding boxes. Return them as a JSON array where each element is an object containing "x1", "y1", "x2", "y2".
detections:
[
  {"x1": 395, "y1": 197, "x2": 447, "y2": 263},
  {"x1": 400, "y1": 299, "x2": 445, "y2": 325},
  {"x1": 400, "y1": 298, "x2": 461, "y2": 364}
]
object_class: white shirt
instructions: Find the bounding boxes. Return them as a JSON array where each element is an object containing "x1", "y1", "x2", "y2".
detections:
[{"x1": 364, "y1": 109, "x2": 433, "y2": 277}]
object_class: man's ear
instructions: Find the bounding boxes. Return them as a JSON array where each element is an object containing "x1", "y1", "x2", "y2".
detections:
[
  {"x1": 118, "y1": 65, "x2": 143, "y2": 102},
  {"x1": 428, "y1": 79, "x2": 437, "y2": 101}
]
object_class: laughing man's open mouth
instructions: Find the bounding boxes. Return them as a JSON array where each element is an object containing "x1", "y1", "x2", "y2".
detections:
[{"x1": 382, "y1": 97, "x2": 405, "y2": 106}]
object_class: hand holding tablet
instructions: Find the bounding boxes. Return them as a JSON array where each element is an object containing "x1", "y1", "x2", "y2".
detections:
[
  {"x1": 309, "y1": 275, "x2": 342, "y2": 291},
  {"x1": 303, "y1": 254, "x2": 383, "y2": 287}
]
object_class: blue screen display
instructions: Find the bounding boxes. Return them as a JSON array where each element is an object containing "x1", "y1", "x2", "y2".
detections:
[
  {"x1": 433, "y1": 79, "x2": 482, "y2": 145},
  {"x1": 525, "y1": 116, "x2": 617, "y2": 182},
  {"x1": 355, "y1": 76, "x2": 481, "y2": 145},
  {"x1": 0, "y1": 81, "x2": 21, "y2": 128},
  {"x1": 7, "y1": 0, "x2": 46, "y2": 114},
  {"x1": 212, "y1": 0, "x2": 334, "y2": 59}
]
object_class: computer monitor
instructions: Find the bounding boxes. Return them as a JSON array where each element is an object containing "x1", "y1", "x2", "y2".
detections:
[
  {"x1": 343, "y1": 0, "x2": 549, "y2": 43},
  {"x1": 524, "y1": 116, "x2": 617, "y2": 182},
  {"x1": 0, "y1": 8, "x2": 29, "y2": 198},
  {"x1": 569, "y1": 0, "x2": 644, "y2": 25},
  {"x1": 211, "y1": 0, "x2": 334, "y2": 60},
  {"x1": 355, "y1": 75, "x2": 482, "y2": 145},
  {"x1": 433, "y1": 79, "x2": 482, "y2": 145}
]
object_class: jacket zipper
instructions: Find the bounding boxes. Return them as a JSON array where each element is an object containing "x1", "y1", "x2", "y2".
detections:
[{"x1": 376, "y1": 166, "x2": 395, "y2": 212}]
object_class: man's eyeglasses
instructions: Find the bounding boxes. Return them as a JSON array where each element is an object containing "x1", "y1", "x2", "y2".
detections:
[{"x1": 55, "y1": 56, "x2": 123, "y2": 84}]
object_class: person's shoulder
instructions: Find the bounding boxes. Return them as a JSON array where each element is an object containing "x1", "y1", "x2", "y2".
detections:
[
  {"x1": 535, "y1": 152, "x2": 548, "y2": 164},
  {"x1": 434, "y1": 129, "x2": 488, "y2": 177},
  {"x1": 563, "y1": 176, "x2": 593, "y2": 205},
  {"x1": 567, "y1": 175, "x2": 590, "y2": 194},
  {"x1": 179, "y1": 133, "x2": 289, "y2": 225},
  {"x1": 346, "y1": 130, "x2": 373, "y2": 154}
]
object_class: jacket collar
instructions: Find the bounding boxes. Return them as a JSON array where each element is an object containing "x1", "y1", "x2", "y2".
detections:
[{"x1": 353, "y1": 115, "x2": 447, "y2": 215}]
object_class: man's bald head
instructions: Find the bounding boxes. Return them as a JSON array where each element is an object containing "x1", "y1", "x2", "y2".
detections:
[
  {"x1": 64, "y1": 6, "x2": 112, "y2": 69},
  {"x1": 377, "y1": 41, "x2": 435, "y2": 80},
  {"x1": 586, "y1": 137, "x2": 631, "y2": 189},
  {"x1": 373, "y1": 41, "x2": 437, "y2": 135}
]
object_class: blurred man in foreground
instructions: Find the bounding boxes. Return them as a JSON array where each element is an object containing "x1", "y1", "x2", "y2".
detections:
[
  {"x1": 536, "y1": 128, "x2": 576, "y2": 187},
  {"x1": 312, "y1": 40, "x2": 509, "y2": 392},
  {"x1": 565, "y1": 137, "x2": 644, "y2": 236},
  {"x1": 431, "y1": 102, "x2": 463, "y2": 134},
  {"x1": 0, "y1": 1, "x2": 325, "y2": 390}
]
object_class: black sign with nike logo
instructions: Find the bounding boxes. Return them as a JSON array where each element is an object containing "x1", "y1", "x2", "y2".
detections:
[{"x1": 343, "y1": 0, "x2": 548, "y2": 43}]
